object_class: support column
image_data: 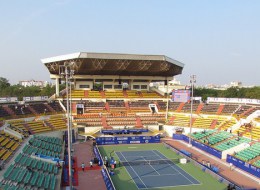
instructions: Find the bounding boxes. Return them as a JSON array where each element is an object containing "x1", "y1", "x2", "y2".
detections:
[{"x1": 56, "y1": 78, "x2": 60, "y2": 97}]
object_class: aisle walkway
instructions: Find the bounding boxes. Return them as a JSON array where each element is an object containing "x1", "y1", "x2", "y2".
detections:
[{"x1": 73, "y1": 141, "x2": 106, "y2": 190}]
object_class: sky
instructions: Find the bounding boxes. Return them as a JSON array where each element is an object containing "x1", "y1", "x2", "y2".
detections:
[{"x1": 0, "y1": 0, "x2": 259, "y2": 86}]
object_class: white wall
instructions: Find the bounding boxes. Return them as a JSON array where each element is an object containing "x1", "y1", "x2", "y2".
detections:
[{"x1": 221, "y1": 142, "x2": 250, "y2": 159}]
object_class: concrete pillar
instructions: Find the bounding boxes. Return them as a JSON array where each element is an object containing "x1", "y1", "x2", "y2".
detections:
[{"x1": 56, "y1": 78, "x2": 60, "y2": 97}]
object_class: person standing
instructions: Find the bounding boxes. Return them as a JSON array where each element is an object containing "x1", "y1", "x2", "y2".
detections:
[
  {"x1": 90, "y1": 160, "x2": 93, "y2": 168},
  {"x1": 81, "y1": 162, "x2": 85, "y2": 172},
  {"x1": 114, "y1": 160, "x2": 117, "y2": 168}
]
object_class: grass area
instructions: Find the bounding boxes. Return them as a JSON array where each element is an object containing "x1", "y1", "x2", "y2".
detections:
[{"x1": 98, "y1": 143, "x2": 227, "y2": 190}]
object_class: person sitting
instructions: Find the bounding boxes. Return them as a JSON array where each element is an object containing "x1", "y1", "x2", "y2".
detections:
[{"x1": 27, "y1": 166, "x2": 33, "y2": 173}]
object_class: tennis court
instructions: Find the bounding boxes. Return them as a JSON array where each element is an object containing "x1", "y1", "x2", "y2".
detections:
[
  {"x1": 98, "y1": 143, "x2": 227, "y2": 190},
  {"x1": 116, "y1": 150, "x2": 200, "y2": 189}
]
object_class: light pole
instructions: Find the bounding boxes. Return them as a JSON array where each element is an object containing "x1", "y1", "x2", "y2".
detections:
[
  {"x1": 189, "y1": 75, "x2": 196, "y2": 147},
  {"x1": 60, "y1": 61, "x2": 74, "y2": 190}
]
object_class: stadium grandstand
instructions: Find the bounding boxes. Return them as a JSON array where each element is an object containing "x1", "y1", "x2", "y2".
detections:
[{"x1": 0, "y1": 52, "x2": 259, "y2": 190}]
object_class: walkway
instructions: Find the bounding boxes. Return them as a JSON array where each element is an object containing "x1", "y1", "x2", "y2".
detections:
[{"x1": 73, "y1": 141, "x2": 106, "y2": 190}]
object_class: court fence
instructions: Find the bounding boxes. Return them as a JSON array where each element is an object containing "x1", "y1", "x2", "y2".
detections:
[{"x1": 96, "y1": 145, "x2": 116, "y2": 190}]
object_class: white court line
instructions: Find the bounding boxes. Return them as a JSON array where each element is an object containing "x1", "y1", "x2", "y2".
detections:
[
  {"x1": 141, "y1": 156, "x2": 160, "y2": 176},
  {"x1": 138, "y1": 183, "x2": 201, "y2": 189},
  {"x1": 152, "y1": 150, "x2": 196, "y2": 185},
  {"x1": 119, "y1": 152, "x2": 147, "y2": 189},
  {"x1": 115, "y1": 152, "x2": 139, "y2": 189}
]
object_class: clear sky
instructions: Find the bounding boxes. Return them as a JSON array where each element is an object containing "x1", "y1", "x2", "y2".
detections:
[{"x1": 0, "y1": 0, "x2": 259, "y2": 86}]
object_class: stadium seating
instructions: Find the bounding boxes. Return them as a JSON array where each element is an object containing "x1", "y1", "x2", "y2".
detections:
[
  {"x1": 221, "y1": 104, "x2": 239, "y2": 115},
  {"x1": 104, "y1": 90, "x2": 125, "y2": 98},
  {"x1": 0, "y1": 131, "x2": 22, "y2": 162},
  {"x1": 191, "y1": 130, "x2": 216, "y2": 140},
  {"x1": 140, "y1": 90, "x2": 162, "y2": 98},
  {"x1": 126, "y1": 90, "x2": 141, "y2": 98},
  {"x1": 200, "y1": 103, "x2": 219, "y2": 114},
  {"x1": 71, "y1": 90, "x2": 85, "y2": 98},
  {"x1": 235, "y1": 142, "x2": 260, "y2": 162},
  {"x1": 204, "y1": 131, "x2": 233, "y2": 145},
  {"x1": 27, "y1": 120, "x2": 52, "y2": 133},
  {"x1": 214, "y1": 137, "x2": 251, "y2": 151}
]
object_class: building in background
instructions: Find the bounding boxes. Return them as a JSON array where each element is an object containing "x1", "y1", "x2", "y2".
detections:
[{"x1": 19, "y1": 80, "x2": 52, "y2": 87}]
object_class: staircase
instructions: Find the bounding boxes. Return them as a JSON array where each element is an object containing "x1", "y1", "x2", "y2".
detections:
[
  {"x1": 210, "y1": 119, "x2": 218, "y2": 129},
  {"x1": 191, "y1": 117, "x2": 196, "y2": 125},
  {"x1": 125, "y1": 102, "x2": 130, "y2": 111},
  {"x1": 24, "y1": 123, "x2": 34, "y2": 134},
  {"x1": 27, "y1": 105, "x2": 38, "y2": 115},
  {"x1": 196, "y1": 103, "x2": 204, "y2": 114},
  {"x1": 3, "y1": 105, "x2": 16, "y2": 118},
  {"x1": 44, "y1": 103, "x2": 56, "y2": 113},
  {"x1": 240, "y1": 107, "x2": 256, "y2": 118},
  {"x1": 101, "y1": 116, "x2": 111, "y2": 129},
  {"x1": 100, "y1": 91, "x2": 106, "y2": 98},
  {"x1": 135, "y1": 117, "x2": 143, "y2": 128},
  {"x1": 168, "y1": 116, "x2": 176, "y2": 125},
  {"x1": 216, "y1": 104, "x2": 224, "y2": 115},
  {"x1": 84, "y1": 90, "x2": 89, "y2": 98},
  {"x1": 44, "y1": 121, "x2": 54, "y2": 130},
  {"x1": 123, "y1": 90, "x2": 128, "y2": 98},
  {"x1": 105, "y1": 102, "x2": 110, "y2": 111},
  {"x1": 177, "y1": 102, "x2": 185, "y2": 112},
  {"x1": 72, "y1": 103, "x2": 77, "y2": 113}
]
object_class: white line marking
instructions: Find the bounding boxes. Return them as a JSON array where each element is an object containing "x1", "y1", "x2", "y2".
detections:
[
  {"x1": 115, "y1": 152, "x2": 139, "y2": 189},
  {"x1": 119, "y1": 152, "x2": 147, "y2": 189},
  {"x1": 141, "y1": 156, "x2": 160, "y2": 176},
  {"x1": 152, "y1": 150, "x2": 196, "y2": 185}
]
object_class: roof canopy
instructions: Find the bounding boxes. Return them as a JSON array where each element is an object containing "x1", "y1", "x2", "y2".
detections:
[{"x1": 42, "y1": 52, "x2": 184, "y2": 77}]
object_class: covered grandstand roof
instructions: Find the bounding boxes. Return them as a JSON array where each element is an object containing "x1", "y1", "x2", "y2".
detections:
[{"x1": 42, "y1": 52, "x2": 184, "y2": 77}]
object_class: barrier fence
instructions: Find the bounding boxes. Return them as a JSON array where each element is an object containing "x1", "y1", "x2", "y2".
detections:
[
  {"x1": 226, "y1": 154, "x2": 260, "y2": 178},
  {"x1": 173, "y1": 134, "x2": 222, "y2": 159}
]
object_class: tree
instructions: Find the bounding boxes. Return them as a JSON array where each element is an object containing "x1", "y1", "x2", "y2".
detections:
[{"x1": 0, "y1": 77, "x2": 10, "y2": 89}]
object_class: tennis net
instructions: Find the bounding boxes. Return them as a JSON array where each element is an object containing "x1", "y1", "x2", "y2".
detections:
[{"x1": 120, "y1": 158, "x2": 179, "y2": 166}]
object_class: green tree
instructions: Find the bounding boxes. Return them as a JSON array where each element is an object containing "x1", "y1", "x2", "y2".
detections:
[{"x1": 0, "y1": 77, "x2": 10, "y2": 89}]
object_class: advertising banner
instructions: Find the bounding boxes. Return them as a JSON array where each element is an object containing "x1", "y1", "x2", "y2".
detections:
[{"x1": 96, "y1": 135, "x2": 160, "y2": 145}]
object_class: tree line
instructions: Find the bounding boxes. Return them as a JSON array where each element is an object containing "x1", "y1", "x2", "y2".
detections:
[
  {"x1": 194, "y1": 86, "x2": 260, "y2": 101},
  {"x1": 0, "y1": 77, "x2": 259, "y2": 101},
  {"x1": 0, "y1": 77, "x2": 65, "y2": 101}
]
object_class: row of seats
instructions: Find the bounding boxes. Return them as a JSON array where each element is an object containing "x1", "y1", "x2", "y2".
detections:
[
  {"x1": 214, "y1": 137, "x2": 251, "y2": 151},
  {"x1": 1, "y1": 101, "x2": 64, "y2": 118},
  {"x1": 235, "y1": 142, "x2": 260, "y2": 162},
  {"x1": 0, "y1": 131, "x2": 22, "y2": 161},
  {"x1": 191, "y1": 130, "x2": 216, "y2": 140},
  {"x1": 204, "y1": 131, "x2": 233, "y2": 146},
  {"x1": 1, "y1": 164, "x2": 56, "y2": 190}
]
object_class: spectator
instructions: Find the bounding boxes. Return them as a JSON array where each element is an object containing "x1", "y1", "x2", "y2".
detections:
[
  {"x1": 27, "y1": 166, "x2": 33, "y2": 173},
  {"x1": 81, "y1": 162, "x2": 85, "y2": 172},
  {"x1": 56, "y1": 161, "x2": 61, "y2": 168},
  {"x1": 229, "y1": 163, "x2": 233, "y2": 171}
]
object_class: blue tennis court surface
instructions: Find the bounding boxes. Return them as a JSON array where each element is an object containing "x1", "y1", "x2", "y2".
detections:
[{"x1": 116, "y1": 150, "x2": 200, "y2": 189}]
